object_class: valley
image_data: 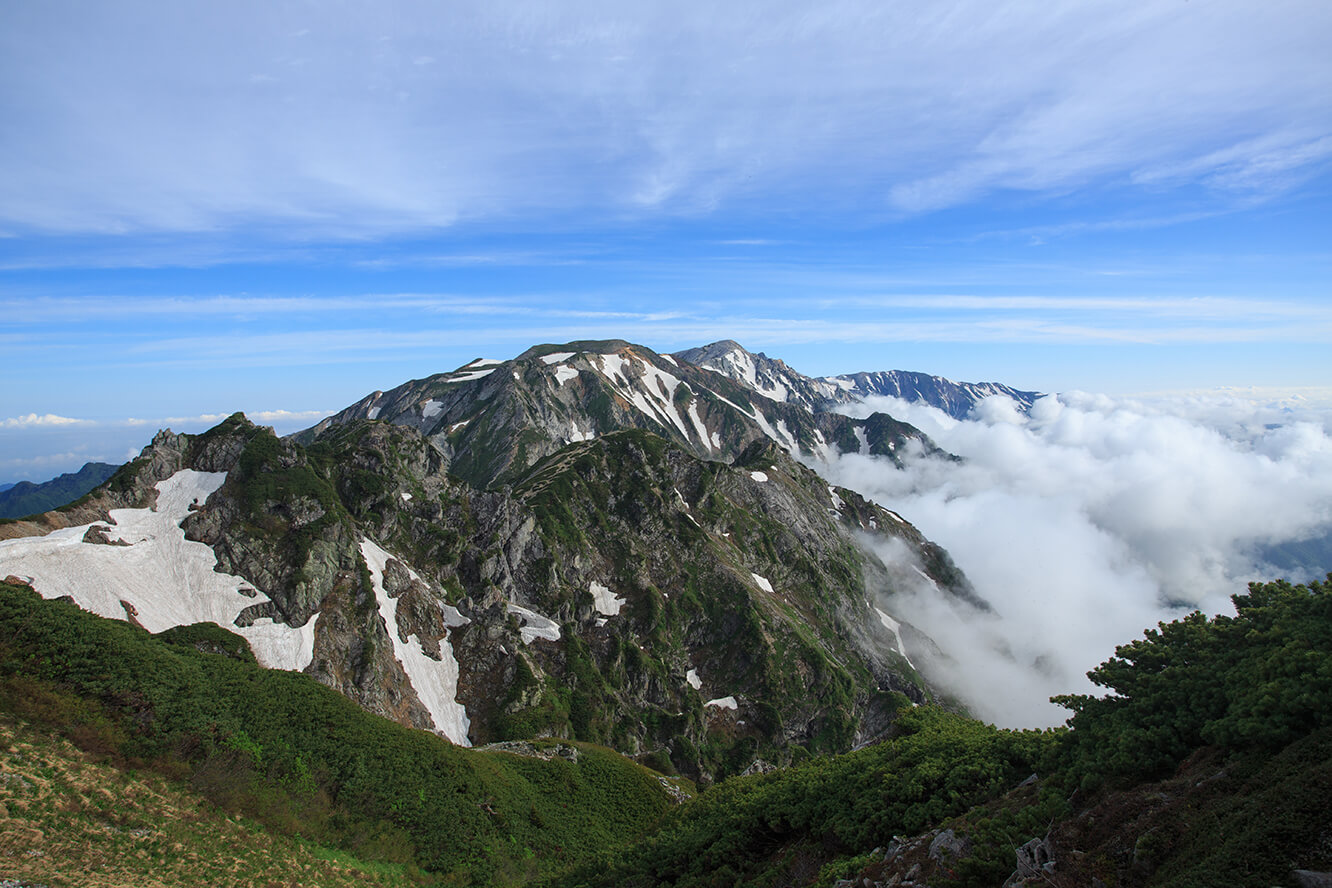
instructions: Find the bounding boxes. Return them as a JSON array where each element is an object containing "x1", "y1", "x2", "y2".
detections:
[{"x1": 0, "y1": 339, "x2": 1328, "y2": 886}]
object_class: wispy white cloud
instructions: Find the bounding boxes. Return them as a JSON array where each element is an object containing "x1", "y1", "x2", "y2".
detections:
[
  {"x1": 812, "y1": 294, "x2": 1332, "y2": 322},
  {"x1": 0, "y1": 293, "x2": 693, "y2": 324},
  {"x1": 1, "y1": 413, "x2": 92, "y2": 428},
  {"x1": 1, "y1": 0, "x2": 1326, "y2": 234}
]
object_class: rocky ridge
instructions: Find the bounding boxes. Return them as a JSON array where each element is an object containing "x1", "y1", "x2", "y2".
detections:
[
  {"x1": 0, "y1": 340, "x2": 990, "y2": 782},
  {"x1": 296, "y1": 340, "x2": 949, "y2": 490},
  {"x1": 674, "y1": 339, "x2": 1042, "y2": 419}
]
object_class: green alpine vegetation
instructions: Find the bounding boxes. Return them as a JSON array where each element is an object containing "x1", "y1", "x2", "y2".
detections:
[
  {"x1": 3, "y1": 574, "x2": 1329, "y2": 887},
  {"x1": 553, "y1": 574, "x2": 1332, "y2": 888},
  {"x1": 0, "y1": 580, "x2": 674, "y2": 886}
]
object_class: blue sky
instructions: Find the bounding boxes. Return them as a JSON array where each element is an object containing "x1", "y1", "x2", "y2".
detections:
[{"x1": 2, "y1": 0, "x2": 1330, "y2": 480}]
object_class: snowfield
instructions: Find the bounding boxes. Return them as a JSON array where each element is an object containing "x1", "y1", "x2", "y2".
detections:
[
  {"x1": 507, "y1": 603, "x2": 561, "y2": 644},
  {"x1": 589, "y1": 581, "x2": 624, "y2": 617},
  {"x1": 0, "y1": 470, "x2": 317, "y2": 671},
  {"x1": 451, "y1": 368, "x2": 496, "y2": 382},
  {"x1": 360, "y1": 538, "x2": 471, "y2": 745}
]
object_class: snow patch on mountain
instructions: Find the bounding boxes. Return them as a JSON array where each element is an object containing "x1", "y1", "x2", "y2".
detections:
[
  {"x1": 854, "y1": 427, "x2": 870, "y2": 454},
  {"x1": 686, "y1": 669, "x2": 702, "y2": 689},
  {"x1": 705, "y1": 696, "x2": 738, "y2": 710},
  {"x1": 686, "y1": 401, "x2": 712, "y2": 451},
  {"x1": 749, "y1": 471, "x2": 768, "y2": 483},
  {"x1": 540, "y1": 352, "x2": 575, "y2": 365},
  {"x1": 874, "y1": 607, "x2": 915, "y2": 668},
  {"x1": 507, "y1": 603, "x2": 561, "y2": 644},
  {"x1": 452, "y1": 368, "x2": 495, "y2": 382},
  {"x1": 0, "y1": 470, "x2": 318, "y2": 672},
  {"x1": 911, "y1": 565, "x2": 938, "y2": 589},
  {"x1": 751, "y1": 573, "x2": 774, "y2": 594},
  {"x1": 360, "y1": 538, "x2": 471, "y2": 745},
  {"x1": 553, "y1": 365, "x2": 579, "y2": 385},
  {"x1": 590, "y1": 352, "x2": 694, "y2": 441},
  {"x1": 590, "y1": 581, "x2": 624, "y2": 617}
]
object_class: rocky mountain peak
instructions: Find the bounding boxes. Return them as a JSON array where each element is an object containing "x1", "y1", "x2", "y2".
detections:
[
  {"x1": 677, "y1": 339, "x2": 1043, "y2": 420},
  {"x1": 1, "y1": 338, "x2": 1014, "y2": 783},
  {"x1": 515, "y1": 339, "x2": 636, "y2": 361}
]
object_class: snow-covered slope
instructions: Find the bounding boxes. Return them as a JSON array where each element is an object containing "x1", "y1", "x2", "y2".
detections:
[
  {"x1": 0, "y1": 470, "x2": 317, "y2": 670},
  {"x1": 361, "y1": 538, "x2": 471, "y2": 744},
  {"x1": 0, "y1": 346, "x2": 992, "y2": 781},
  {"x1": 675, "y1": 340, "x2": 1040, "y2": 419},
  {"x1": 297, "y1": 339, "x2": 946, "y2": 488}
]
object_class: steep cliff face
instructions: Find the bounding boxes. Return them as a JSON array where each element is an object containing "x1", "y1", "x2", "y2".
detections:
[{"x1": 0, "y1": 341, "x2": 989, "y2": 782}]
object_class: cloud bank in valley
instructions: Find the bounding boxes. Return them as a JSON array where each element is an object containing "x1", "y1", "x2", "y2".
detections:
[{"x1": 820, "y1": 391, "x2": 1332, "y2": 728}]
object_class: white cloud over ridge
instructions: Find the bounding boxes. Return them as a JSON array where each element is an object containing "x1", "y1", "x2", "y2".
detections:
[
  {"x1": 821, "y1": 390, "x2": 1332, "y2": 728},
  {"x1": 2, "y1": 0, "x2": 1327, "y2": 234},
  {"x1": 2, "y1": 413, "x2": 91, "y2": 428}
]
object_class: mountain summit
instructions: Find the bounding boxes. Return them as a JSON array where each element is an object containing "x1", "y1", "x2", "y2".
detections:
[
  {"x1": 0, "y1": 339, "x2": 997, "y2": 782},
  {"x1": 297, "y1": 339, "x2": 953, "y2": 489},
  {"x1": 675, "y1": 339, "x2": 1041, "y2": 418}
]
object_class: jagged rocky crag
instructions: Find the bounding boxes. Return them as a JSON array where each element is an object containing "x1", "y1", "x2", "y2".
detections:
[{"x1": 0, "y1": 339, "x2": 989, "y2": 782}]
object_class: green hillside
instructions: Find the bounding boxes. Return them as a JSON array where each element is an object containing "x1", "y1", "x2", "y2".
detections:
[
  {"x1": 0, "y1": 580, "x2": 675, "y2": 886},
  {"x1": 0, "y1": 462, "x2": 119, "y2": 519},
  {"x1": 555, "y1": 574, "x2": 1332, "y2": 888},
  {"x1": 3, "y1": 574, "x2": 1330, "y2": 887}
]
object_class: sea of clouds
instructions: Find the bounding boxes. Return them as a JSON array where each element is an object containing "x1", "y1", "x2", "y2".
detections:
[{"x1": 819, "y1": 390, "x2": 1332, "y2": 728}]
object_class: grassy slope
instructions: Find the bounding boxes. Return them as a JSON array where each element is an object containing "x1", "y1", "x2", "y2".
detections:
[
  {"x1": 0, "y1": 582, "x2": 672, "y2": 886},
  {"x1": 554, "y1": 704, "x2": 1059, "y2": 888},
  {"x1": 0, "y1": 714, "x2": 419, "y2": 888},
  {"x1": 4, "y1": 567, "x2": 1329, "y2": 888}
]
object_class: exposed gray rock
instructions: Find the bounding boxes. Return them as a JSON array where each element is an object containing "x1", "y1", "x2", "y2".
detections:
[
  {"x1": 80, "y1": 524, "x2": 129, "y2": 546},
  {"x1": 928, "y1": 828, "x2": 972, "y2": 865},
  {"x1": 1004, "y1": 835, "x2": 1056, "y2": 886}
]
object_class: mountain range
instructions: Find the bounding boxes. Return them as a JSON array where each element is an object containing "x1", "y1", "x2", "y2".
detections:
[
  {"x1": 1, "y1": 340, "x2": 1329, "y2": 887},
  {"x1": 0, "y1": 340, "x2": 1020, "y2": 781},
  {"x1": 0, "y1": 461, "x2": 119, "y2": 519}
]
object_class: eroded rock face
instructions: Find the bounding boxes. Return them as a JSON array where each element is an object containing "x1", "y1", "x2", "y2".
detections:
[{"x1": 1, "y1": 341, "x2": 989, "y2": 781}]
